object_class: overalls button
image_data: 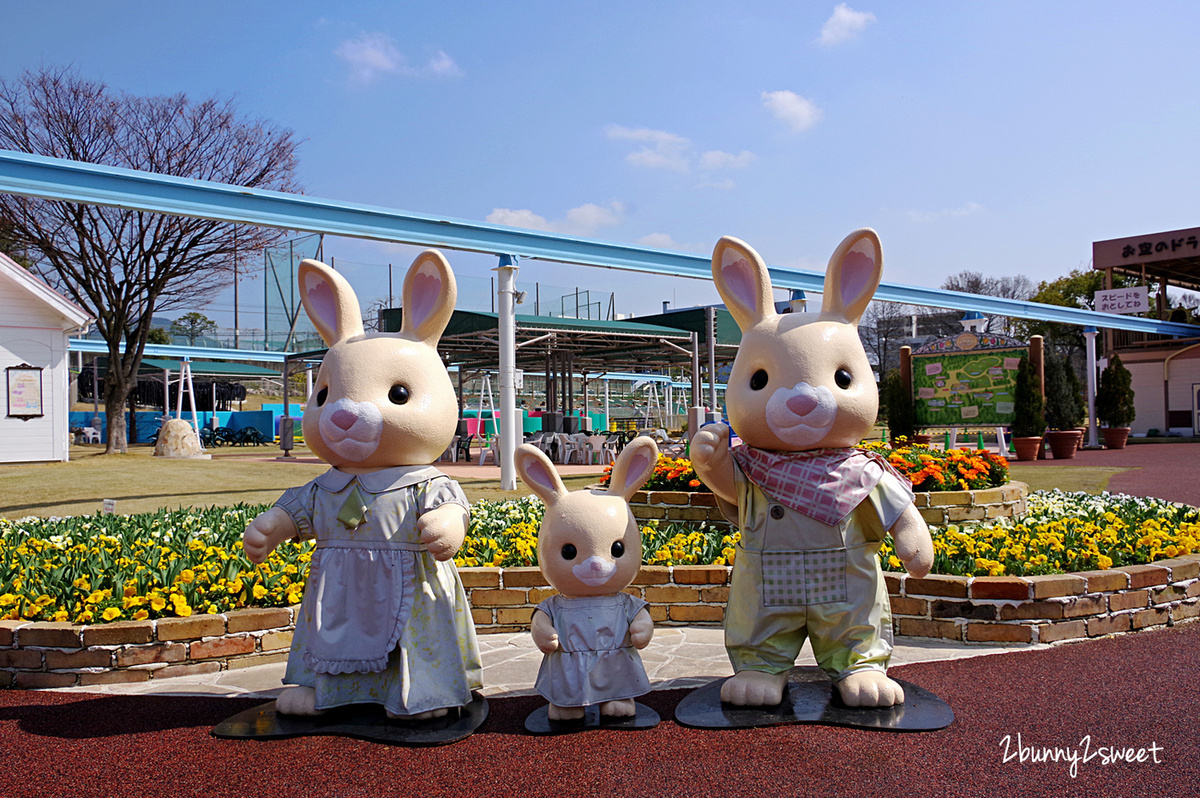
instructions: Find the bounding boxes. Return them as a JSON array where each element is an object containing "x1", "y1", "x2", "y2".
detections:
[{"x1": 769, "y1": 505, "x2": 785, "y2": 520}]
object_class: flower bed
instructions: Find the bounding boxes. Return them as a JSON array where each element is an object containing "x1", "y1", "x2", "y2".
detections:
[{"x1": 0, "y1": 506, "x2": 310, "y2": 625}]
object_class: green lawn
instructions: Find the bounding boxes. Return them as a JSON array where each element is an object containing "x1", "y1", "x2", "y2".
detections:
[{"x1": 0, "y1": 445, "x2": 597, "y2": 519}]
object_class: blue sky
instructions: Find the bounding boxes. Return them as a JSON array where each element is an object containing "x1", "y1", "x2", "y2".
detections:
[{"x1": 3, "y1": 1, "x2": 1199, "y2": 329}]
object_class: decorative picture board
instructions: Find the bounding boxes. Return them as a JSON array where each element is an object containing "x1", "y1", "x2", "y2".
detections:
[{"x1": 6, "y1": 364, "x2": 44, "y2": 419}]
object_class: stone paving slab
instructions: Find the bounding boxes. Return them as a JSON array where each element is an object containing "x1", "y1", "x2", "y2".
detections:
[{"x1": 48, "y1": 627, "x2": 1032, "y2": 700}]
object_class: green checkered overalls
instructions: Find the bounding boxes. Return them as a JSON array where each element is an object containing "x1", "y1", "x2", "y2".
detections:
[{"x1": 721, "y1": 460, "x2": 912, "y2": 683}]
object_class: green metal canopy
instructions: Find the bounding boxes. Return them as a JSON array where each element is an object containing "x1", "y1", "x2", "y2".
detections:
[
  {"x1": 379, "y1": 308, "x2": 740, "y2": 372},
  {"x1": 92, "y1": 357, "x2": 280, "y2": 379}
]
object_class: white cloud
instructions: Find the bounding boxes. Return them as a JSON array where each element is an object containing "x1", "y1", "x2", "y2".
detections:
[
  {"x1": 761, "y1": 90, "x2": 823, "y2": 132},
  {"x1": 334, "y1": 33, "x2": 462, "y2": 85},
  {"x1": 819, "y1": 3, "x2": 877, "y2": 46},
  {"x1": 605, "y1": 125, "x2": 692, "y2": 172},
  {"x1": 908, "y1": 201, "x2": 984, "y2": 223},
  {"x1": 487, "y1": 201, "x2": 626, "y2": 237},
  {"x1": 425, "y1": 50, "x2": 463, "y2": 77},
  {"x1": 696, "y1": 178, "x2": 736, "y2": 191},
  {"x1": 637, "y1": 233, "x2": 681, "y2": 249},
  {"x1": 699, "y1": 150, "x2": 757, "y2": 170},
  {"x1": 606, "y1": 125, "x2": 755, "y2": 186}
]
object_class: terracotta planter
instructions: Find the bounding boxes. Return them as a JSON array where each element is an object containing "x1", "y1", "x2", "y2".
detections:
[
  {"x1": 1013, "y1": 436, "x2": 1043, "y2": 461},
  {"x1": 912, "y1": 433, "x2": 933, "y2": 446},
  {"x1": 1045, "y1": 429, "x2": 1079, "y2": 460},
  {"x1": 1103, "y1": 427, "x2": 1131, "y2": 450}
]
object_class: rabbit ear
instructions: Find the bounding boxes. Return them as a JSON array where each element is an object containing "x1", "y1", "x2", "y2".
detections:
[
  {"x1": 605, "y1": 436, "x2": 659, "y2": 501},
  {"x1": 821, "y1": 229, "x2": 883, "y2": 326},
  {"x1": 712, "y1": 236, "x2": 775, "y2": 332},
  {"x1": 515, "y1": 443, "x2": 567, "y2": 506},
  {"x1": 299, "y1": 259, "x2": 365, "y2": 346},
  {"x1": 401, "y1": 250, "x2": 457, "y2": 344}
]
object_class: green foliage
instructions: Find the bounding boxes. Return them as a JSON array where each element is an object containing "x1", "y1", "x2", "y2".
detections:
[
  {"x1": 1043, "y1": 351, "x2": 1084, "y2": 430},
  {"x1": 1015, "y1": 269, "x2": 1130, "y2": 360},
  {"x1": 170, "y1": 312, "x2": 218, "y2": 346},
  {"x1": 146, "y1": 327, "x2": 172, "y2": 345},
  {"x1": 1096, "y1": 354, "x2": 1136, "y2": 428},
  {"x1": 1012, "y1": 354, "x2": 1046, "y2": 437},
  {"x1": 880, "y1": 369, "x2": 915, "y2": 440}
]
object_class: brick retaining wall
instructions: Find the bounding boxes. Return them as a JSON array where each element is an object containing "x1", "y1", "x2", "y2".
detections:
[
  {"x1": 630, "y1": 490, "x2": 730, "y2": 527},
  {"x1": 631, "y1": 482, "x2": 1029, "y2": 529},
  {"x1": 3, "y1": 553, "x2": 1197, "y2": 688}
]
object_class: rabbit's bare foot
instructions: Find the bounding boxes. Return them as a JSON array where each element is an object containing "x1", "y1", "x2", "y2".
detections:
[
  {"x1": 387, "y1": 707, "x2": 450, "y2": 721},
  {"x1": 836, "y1": 671, "x2": 905, "y2": 707},
  {"x1": 548, "y1": 704, "x2": 585, "y2": 721},
  {"x1": 275, "y1": 686, "x2": 324, "y2": 716},
  {"x1": 720, "y1": 670, "x2": 788, "y2": 706},
  {"x1": 599, "y1": 698, "x2": 636, "y2": 717}
]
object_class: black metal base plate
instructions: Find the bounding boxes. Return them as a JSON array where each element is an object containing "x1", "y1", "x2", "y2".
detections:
[
  {"x1": 524, "y1": 702, "x2": 660, "y2": 735},
  {"x1": 674, "y1": 668, "x2": 953, "y2": 733},
  {"x1": 211, "y1": 691, "x2": 489, "y2": 746}
]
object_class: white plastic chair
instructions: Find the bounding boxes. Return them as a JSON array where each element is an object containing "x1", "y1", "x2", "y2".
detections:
[
  {"x1": 586, "y1": 434, "x2": 614, "y2": 464},
  {"x1": 82, "y1": 426, "x2": 101, "y2": 443},
  {"x1": 478, "y1": 436, "x2": 500, "y2": 466}
]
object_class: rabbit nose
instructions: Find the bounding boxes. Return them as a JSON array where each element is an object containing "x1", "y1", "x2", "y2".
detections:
[
  {"x1": 330, "y1": 408, "x2": 358, "y2": 430},
  {"x1": 786, "y1": 393, "x2": 818, "y2": 416}
]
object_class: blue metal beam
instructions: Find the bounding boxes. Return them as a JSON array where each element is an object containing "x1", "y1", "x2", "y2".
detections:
[
  {"x1": 68, "y1": 338, "x2": 289, "y2": 363},
  {"x1": 3, "y1": 149, "x2": 1198, "y2": 337}
]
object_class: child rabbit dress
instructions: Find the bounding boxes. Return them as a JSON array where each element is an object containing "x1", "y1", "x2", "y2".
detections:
[{"x1": 275, "y1": 464, "x2": 482, "y2": 716}]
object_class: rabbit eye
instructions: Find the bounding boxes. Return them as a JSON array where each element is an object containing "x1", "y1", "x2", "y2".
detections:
[
  {"x1": 315, "y1": 387, "x2": 328, "y2": 406},
  {"x1": 749, "y1": 369, "x2": 769, "y2": 391},
  {"x1": 561, "y1": 543, "x2": 577, "y2": 561},
  {"x1": 611, "y1": 540, "x2": 625, "y2": 558},
  {"x1": 834, "y1": 369, "x2": 853, "y2": 389},
  {"x1": 388, "y1": 384, "x2": 410, "y2": 405}
]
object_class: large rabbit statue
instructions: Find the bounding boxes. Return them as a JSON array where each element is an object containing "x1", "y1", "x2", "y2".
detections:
[
  {"x1": 242, "y1": 251, "x2": 481, "y2": 721},
  {"x1": 514, "y1": 436, "x2": 659, "y2": 722},
  {"x1": 691, "y1": 231, "x2": 934, "y2": 709}
]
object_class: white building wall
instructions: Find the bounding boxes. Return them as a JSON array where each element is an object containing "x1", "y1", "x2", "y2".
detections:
[
  {"x1": 1122, "y1": 359, "x2": 1162, "y2": 436},
  {"x1": 1118, "y1": 350, "x2": 1200, "y2": 436},
  {"x1": 0, "y1": 272, "x2": 75, "y2": 463}
]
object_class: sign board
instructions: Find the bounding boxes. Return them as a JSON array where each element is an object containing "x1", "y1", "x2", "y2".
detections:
[
  {"x1": 912, "y1": 333, "x2": 1027, "y2": 428},
  {"x1": 1094, "y1": 285, "x2": 1150, "y2": 315},
  {"x1": 1093, "y1": 226, "x2": 1200, "y2": 270},
  {"x1": 5, "y1": 364, "x2": 43, "y2": 419}
]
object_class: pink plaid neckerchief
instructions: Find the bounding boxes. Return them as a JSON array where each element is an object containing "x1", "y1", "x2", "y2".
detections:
[{"x1": 731, "y1": 446, "x2": 913, "y2": 526}]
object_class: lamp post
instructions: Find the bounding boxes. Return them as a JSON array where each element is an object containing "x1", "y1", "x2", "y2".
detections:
[{"x1": 1083, "y1": 326, "x2": 1099, "y2": 448}]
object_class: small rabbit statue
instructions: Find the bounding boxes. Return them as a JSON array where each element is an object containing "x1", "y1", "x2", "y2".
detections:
[
  {"x1": 690, "y1": 231, "x2": 934, "y2": 709},
  {"x1": 514, "y1": 436, "x2": 660, "y2": 721},
  {"x1": 242, "y1": 250, "x2": 481, "y2": 720}
]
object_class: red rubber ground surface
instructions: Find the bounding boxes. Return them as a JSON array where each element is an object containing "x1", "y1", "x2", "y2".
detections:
[
  {"x1": 2, "y1": 622, "x2": 1196, "y2": 798},
  {"x1": 1020, "y1": 441, "x2": 1200, "y2": 507}
]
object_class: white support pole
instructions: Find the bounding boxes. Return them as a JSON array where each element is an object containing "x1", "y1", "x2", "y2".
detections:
[
  {"x1": 496, "y1": 255, "x2": 519, "y2": 490},
  {"x1": 184, "y1": 361, "x2": 201, "y2": 441},
  {"x1": 1084, "y1": 326, "x2": 1099, "y2": 447},
  {"x1": 305, "y1": 365, "x2": 313, "y2": 400},
  {"x1": 604, "y1": 378, "x2": 610, "y2": 429}
]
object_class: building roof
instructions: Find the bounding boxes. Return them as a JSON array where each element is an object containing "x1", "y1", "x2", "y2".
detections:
[
  {"x1": 93, "y1": 356, "x2": 279, "y2": 379},
  {"x1": 1093, "y1": 227, "x2": 1200, "y2": 292},
  {"x1": 0, "y1": 251, "x2": 92, "y2": 330},
  {"x1": 379, "y1": 308, "x2": 740, "y2": 372}
]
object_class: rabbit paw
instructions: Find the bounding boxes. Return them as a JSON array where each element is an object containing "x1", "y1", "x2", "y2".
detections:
[
  {"x1": 275, "y1": 686, "x2": 324, "y2": 716},
  {"x1": 548, "y1": 704, "x2": 586, "y2": 721},
  {"x1": 600, "y1": 699, "x2": 636, "y2": 717},
  {"x1": 836, "y1": 671, "x2": 905, "y2": 707},
  {"x1": 418, "y1": 503, "x2": 468, "y2": 561},
  {"x1": 690, "y1": 426, "x2": 735, "y2": 503},
  {"x1": 720, "y1": 670, "x2": 789, "y2": 706}
]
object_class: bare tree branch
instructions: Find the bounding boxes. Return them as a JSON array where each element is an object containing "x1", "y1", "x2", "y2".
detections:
[{"x1": 0, "y1": 66, "x2": 301, "y2": 452}]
